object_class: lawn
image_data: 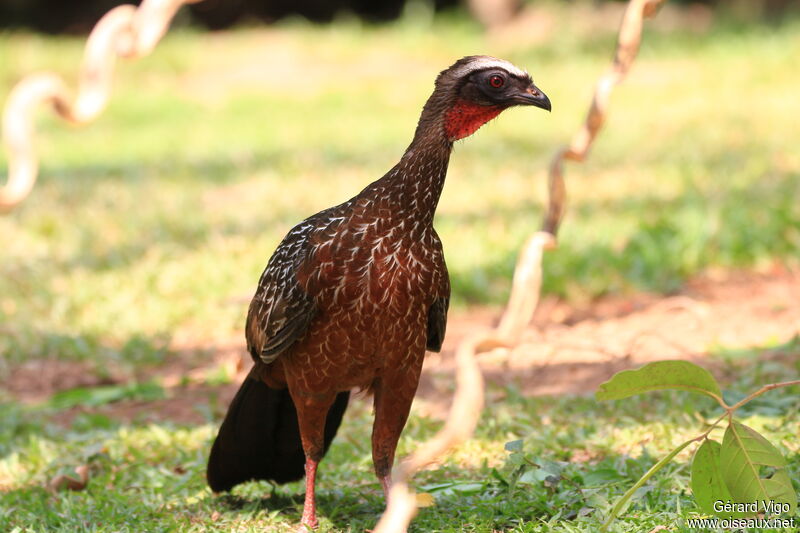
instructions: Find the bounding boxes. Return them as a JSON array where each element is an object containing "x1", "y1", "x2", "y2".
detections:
[
  {"x1": 2, "y1": 346, "x2": 799, "y2": 532},
  {"x1": 1, "y1": 3, "x2": 799, "y2": 531}
]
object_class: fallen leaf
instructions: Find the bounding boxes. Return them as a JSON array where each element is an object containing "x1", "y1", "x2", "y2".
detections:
[
  {"x1": 415, "y1": 493, "x2": 436, "y2": 507},
  {"x1": 47, "y1": 464, "x2": 90, "y2": 492}
]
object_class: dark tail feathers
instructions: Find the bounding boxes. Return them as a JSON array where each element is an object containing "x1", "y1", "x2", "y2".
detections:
[{"x1": 207, "y1": 373, "x2": 350, "y2": 492}]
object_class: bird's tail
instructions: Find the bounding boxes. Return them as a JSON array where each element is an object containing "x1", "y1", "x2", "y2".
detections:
[{"x1": 207, "y1": 369, "x2": 350, "y2": 492}]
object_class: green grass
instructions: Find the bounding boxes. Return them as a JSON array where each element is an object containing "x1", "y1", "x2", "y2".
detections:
[
  {"x1": 2, "y1": 4, "x2": 800, "y2": 532},
  {"x1": 2, "y1": 348, "x2": 799, "y2": 532},
  {"x1": 2, "y1": 8, "x2": 799, "y2": 358}
]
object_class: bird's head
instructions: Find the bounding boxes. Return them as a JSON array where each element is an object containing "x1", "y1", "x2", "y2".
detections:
[{"x1": 417, "y1": 55, "x2": 551, "y2": 143}]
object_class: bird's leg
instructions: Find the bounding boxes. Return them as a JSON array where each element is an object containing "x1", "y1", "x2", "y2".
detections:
[
  {"x1": 300, "y1": 457, "x2": 320, "y2": 529},
  {"x1": 371, "y1": 361, "x2": 423, "y2": 504},
  {"x1": 379, "y1": 474, "x2": 392, "y2": 502},
  {"x1": 291, "y1": 390, "x2": 337, "y2": 530}
]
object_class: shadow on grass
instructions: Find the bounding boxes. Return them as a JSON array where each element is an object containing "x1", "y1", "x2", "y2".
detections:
[
  {"x1": 9, "y1": 160, "x2": 797, "y2": 312},
  {"x1": 206, "y1": 485, "x2": 387, "y2": 530},
  {"x1": 0, "y1": 328, "x2": 175, "y2": 375}
]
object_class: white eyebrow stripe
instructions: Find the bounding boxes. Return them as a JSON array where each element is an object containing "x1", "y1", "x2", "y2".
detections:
[{"x1": 451, "y1": 56, "x2": 528, "y2": 79}]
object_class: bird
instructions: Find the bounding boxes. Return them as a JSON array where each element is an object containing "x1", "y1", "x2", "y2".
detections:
[{"x1": 206, "y1": 55, "x2": 551, "y2": 529}]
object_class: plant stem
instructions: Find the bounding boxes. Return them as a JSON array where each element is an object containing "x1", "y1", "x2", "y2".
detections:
[
  {"x1": 602, "y1": 378, "x2": 800, "y2": 529},
  {"x1": 698, "y1": 412, "x2": 727, "y2": 440},
  {"x1": 599, "y1": 438, "x2": 695, "y2": 532},
  {"x1": 726, "y1": 379, "x2": 800, "y2": 412},
  {"x1": 600, "y1": 411, "x2": 729, "y2": 531}
]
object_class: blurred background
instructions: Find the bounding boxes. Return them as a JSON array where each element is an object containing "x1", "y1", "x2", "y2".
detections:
[
  {"x1": 1, "y1": 0, "x2": 798, "y2": 31},
  {"x1": 1, "y1": 1, "x2": 798, "y2": 531}
]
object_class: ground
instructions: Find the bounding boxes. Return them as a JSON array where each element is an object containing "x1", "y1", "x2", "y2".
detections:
[
  {"x1": 7, "y1": 269, "x2": 799, "y2": 423},
  {"x1": 1, "y1": 3, "x2": 799, "y2": 532},
  {"x1": 2, "y1": 271, "x2": 799, "y2": 532}
]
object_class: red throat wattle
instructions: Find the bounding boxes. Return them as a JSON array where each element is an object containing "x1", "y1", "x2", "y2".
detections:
[{"x1": 444, "y1": 99, "x2": 503, "y2": 141}]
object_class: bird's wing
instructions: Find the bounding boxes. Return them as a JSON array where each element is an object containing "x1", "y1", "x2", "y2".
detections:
[
  {"x1": 426, "y1": 295, "x2": 449, "y2": 352},
  {"x1": 246, "y1": 221, "x2": 319, "y2": 364},
  {"x1": 426, "y1": 249, "x2": 450, "y2": 352}
]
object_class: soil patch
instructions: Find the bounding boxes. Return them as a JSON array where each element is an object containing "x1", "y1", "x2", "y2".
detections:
[
  {"x1": 4, "y1": 269, "x2": 798, "y2": 424},
  {"x1": 414, "y1": 268, "x2": 799, "y2": 416}
]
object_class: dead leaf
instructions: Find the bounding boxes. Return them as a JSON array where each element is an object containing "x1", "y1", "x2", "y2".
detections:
[
  {"x1": 47, "y1": 464, "x2": 90, "y2": 492},
  {"x1": 415, "y1": 493, "x2": 435, "y2": 508}
]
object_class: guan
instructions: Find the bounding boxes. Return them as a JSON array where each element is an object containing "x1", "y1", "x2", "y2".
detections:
[{"x1": 207, "y1": 55, "x2": 551, "y2": 528}]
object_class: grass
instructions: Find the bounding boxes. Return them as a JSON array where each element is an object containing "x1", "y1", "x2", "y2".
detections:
[
  {"x1": 1, "y1": 7, "x2": 799, "y2": 358},
  {"x1": 1, "y1": 3, "x2": 800, "y2": 531},
  {"x1": 1, "y1": 348, "x2": 799, "y2": 532}
]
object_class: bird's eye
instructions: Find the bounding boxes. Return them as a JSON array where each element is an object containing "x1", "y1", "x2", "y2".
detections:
[{"x1": 488, "y1": 75, "x2": 505, "y2": 88}]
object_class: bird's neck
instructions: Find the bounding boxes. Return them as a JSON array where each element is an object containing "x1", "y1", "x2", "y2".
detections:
[
  {"x1": 364, "y1": 135, "x2": 451, "y2": 232},
  {"x1": 363, "y1": 93, "x2": 493, "y2": 230},
  {"x1": 393, "y1": 138, "x2": 453, "y2": 224}
]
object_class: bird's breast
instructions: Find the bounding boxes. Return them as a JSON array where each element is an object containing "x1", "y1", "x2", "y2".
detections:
[{"x1": 298, "y1": 218, "x2": 443, "y2": 317}]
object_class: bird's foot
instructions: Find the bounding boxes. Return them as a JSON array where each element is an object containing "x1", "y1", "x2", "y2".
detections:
[
  {"x1": 297, "y1": 519, "x2": 318, "y2": 533},
  {"x1": 299, "y1": 502, "x2": 319, "y2": 530}
]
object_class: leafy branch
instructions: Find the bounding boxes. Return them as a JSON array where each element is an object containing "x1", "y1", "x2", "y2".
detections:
[{"x1": 596, "y1": 360, "x2": 799, "y2": 531}]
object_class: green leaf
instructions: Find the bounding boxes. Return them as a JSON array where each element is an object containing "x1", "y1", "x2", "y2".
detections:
[
  {"x1": 517, "y1": 468, "x2": 548, "y2": 485},
  {"x1": 762, "y1": 470, "x2": 797, "y2": 514},
  {"x1": 516, "y1": 459, "x2": 563, "y2": 485},
  {"x1": 583, "y1": 468, "x2": 625, "y2": 487},
  {"x1": 719, "y1": 422, "x2": 796, "y2": 515},
  {"x1": 418, "y1": 482, "x2": 485, "y2": 498},
  {"x1": 48, "y1": 381, "x2": 165, "y2": 410},
  {"x1": 691, "y1": 439, "x2": 737, "y2": 517},
  {"x1": 596, "y1": 360, "x2": 723, "y2": 403},
  {"x1": 504, "y1": 439, "x2": 523, "y2": 452}
]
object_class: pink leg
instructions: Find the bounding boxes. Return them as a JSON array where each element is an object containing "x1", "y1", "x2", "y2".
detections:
[
  {"x1": 380, "y1": 474, "x2": 392, "y2": 501},
  {"x1": 300, "y1": 458, "x2": 319, "y2": 529},
  {"x1": 289, "y1": 388, "x2": 337, "y2": 531},
  {"x1": 371, "y1": 361, "x2": 422, "y2": 506}
]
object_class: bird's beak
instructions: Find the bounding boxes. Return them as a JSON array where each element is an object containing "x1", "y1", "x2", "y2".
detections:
[{"x1": 515, "y1": 83, "x2": 551, "y2": 112}]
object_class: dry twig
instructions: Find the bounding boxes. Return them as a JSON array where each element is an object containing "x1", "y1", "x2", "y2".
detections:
[
  {"x1": 47, "y1": 464, "x2": 91, "y2": 493},
  {"x1": 0, "y1": 0, "x2": 201, "y2": 212},
  {"x1": 375, "y1": 1, "x2": 667, "y2": 531}
]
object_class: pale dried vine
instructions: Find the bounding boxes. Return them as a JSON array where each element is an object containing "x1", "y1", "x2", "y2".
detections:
[
  {"x1": 375, "y1": 1, "x2": 667, "y2": 531},
  {"x1": 0, "y1": 0, "x2": 201, "y2": 212}
]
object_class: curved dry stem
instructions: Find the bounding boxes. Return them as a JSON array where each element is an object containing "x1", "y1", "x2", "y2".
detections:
[
  {"x1": 545, "y1": 0, "x2": 667, "y2": 236},
  {"x1": 374, "y1": 334, "x2": 486, "y2": 533},
  {"x1": 0, "y1": 0, "x2": 202, "y2": 212},
  {"x1": 373, "y1": 2, "x2": 668, "y2": 531},
  {"x1": 496, "y1": 231, "x2": 556, "y2": 342}
]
